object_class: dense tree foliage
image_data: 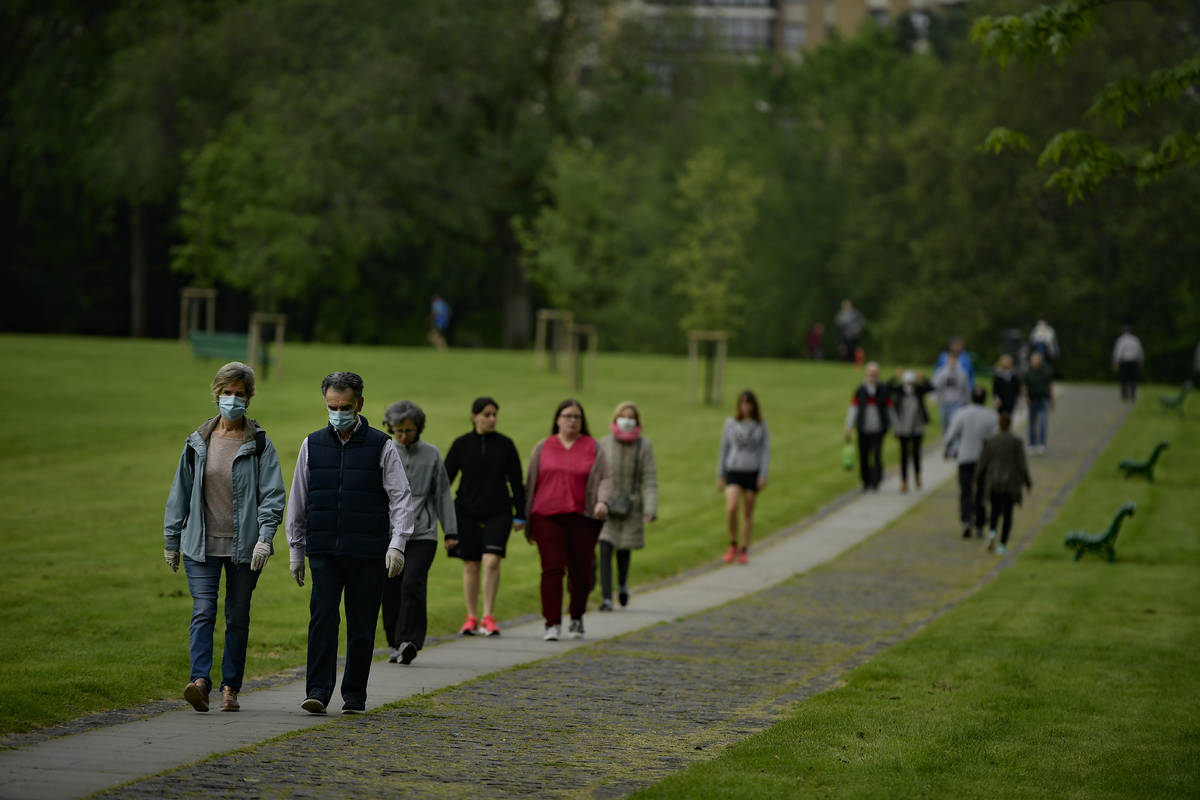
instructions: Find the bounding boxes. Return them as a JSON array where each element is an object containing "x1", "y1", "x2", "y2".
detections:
[{"x1": 3, "y1": 0, "x2": 1198, "y2": 378}]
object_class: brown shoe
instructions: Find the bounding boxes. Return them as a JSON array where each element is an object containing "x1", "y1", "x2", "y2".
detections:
[
  {"x1": 900, "y1": 479, "x2": 908, "y2": 493},
  {"x1": 219, "y1": 686, "x2": 240, "y2": 712},
  {"x1": 184, "y1": 678, "x2": 210, "y2": 712}
]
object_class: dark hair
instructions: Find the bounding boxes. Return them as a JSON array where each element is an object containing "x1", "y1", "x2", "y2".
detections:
[
  {"x1": 321, "y1": 371, "x2": 364, "y2": 399},
  {"x1": 735, "y1": 389, "x2": 761, "y2": 422},
  {"x1": 383, "y1": 400, "x2": 425, "y2": 435},
  {"x1": 472, "y1": 396, "x2": 499, "y2": 415},
  {"x1": 551, "y1": 398, "x2": 590, "y2": 436},
  {"x1": 998, "y1": 412, "x2": 1012, "y2": 431},
  {"x1": 972, "y1": 386, "x2": 988, "y2": 405}
]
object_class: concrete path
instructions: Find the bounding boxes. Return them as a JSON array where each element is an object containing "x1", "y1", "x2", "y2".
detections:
[{"x1": 0, "y1": 386, "x2": 1125, "y2": 800}]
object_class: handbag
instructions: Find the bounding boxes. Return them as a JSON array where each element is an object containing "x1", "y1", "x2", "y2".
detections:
[{"x1": 606, "y1": 438, "x2": 641, "y2": 519}]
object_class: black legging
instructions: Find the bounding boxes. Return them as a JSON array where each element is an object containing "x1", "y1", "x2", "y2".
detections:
[
  {"x1": 958, "y1": 463, "x2": 987, "y2": 529},
  {"x1": 598, "y1": 541, "x2": 631, "y2": 601},
  {"x1": 989, "y1": 492, "x2": 1015, "y2": 544},
  {"x1": 898, "y1": 435, "x2": 922, "y2": 482}
]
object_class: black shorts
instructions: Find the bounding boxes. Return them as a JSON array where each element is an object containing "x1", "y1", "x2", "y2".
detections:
[
  {"x1": 724, "y1": 470, "x2": 760, "y2": 491},
  {"x1": 451, "y1": 507, "x2": 512, "y2": 560}
]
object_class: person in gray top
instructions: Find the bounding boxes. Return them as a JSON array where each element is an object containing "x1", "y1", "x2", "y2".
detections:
[
  {"x1": 933, "y1": 351, "x2": 970, "y2": 441},
  {"x1": 943, "y1": 386, "x2": 999, "y2": 540},
  {"x1": 380, "y1": 401, "x2": 457, "y2": 666},
  {"x1": 1112, "y1": 325, "x2": 1145, "y2": 402},
  {"x1": 717, "y1": 389, "x2": 770, "y2": 564}
]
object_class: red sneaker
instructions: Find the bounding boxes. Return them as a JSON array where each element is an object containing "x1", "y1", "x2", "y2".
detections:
[
  {"x1": 480, "y1": 615, "x2": 500, "y2": 637},
  {"x1": 458, "y1": 615, "x2": 479, "y2": 636},
  {"x1": 722, "y1": 544, "x2": 737, "y2": 564},
  {"x1": 736, "y1": 550, "x2": 749, "y2": 565}
]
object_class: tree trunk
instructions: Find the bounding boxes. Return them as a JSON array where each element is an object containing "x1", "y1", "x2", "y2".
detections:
[
  {"x1": 499, "y1": 219, "x2": 531, "y2": 349},
  {"x1": 129, "y1": 204, "x2": 147, "y2": 338}
]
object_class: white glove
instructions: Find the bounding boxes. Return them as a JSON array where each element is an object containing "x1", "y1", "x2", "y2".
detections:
[
  {"x1": 385, "y1": 548, "x2": 406, "y2": 579},
  {"x1": 164, "y1": 549, "x2": 180, "y2": 572},
  {"x1": 250, "y1": 542, "x2": 272, "y2": 572},
  {"x1": 290, "y1": 560, "x2": 305, "y2": 587}
]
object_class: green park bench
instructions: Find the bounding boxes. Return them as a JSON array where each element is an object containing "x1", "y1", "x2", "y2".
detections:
[
  {"x1": 1117, "y1": 441, "x2": 1169, "y2": 482},
  {"x1": 1158, "y1": 380, "x2": 1192, "y2": 415},
  {"x1": 188, "y1": 331, "x2": 271, "y2": 371},
  {"x1": 1064, "y1": 501, "x2": 1136, "y2": 563}
]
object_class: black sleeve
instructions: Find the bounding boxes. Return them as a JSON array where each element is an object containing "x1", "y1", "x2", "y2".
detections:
[
  {"x1": 506, "y1": 437, "x2": 527, "y2": 519},
  {"x1": 444, "y1": 437, "x2": 462, "y2": 486}
]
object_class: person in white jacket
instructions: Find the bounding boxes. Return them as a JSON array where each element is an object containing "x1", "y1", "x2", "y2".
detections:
[{"x1": 943, "y1": 386, "x2": 998, "y2": 540}]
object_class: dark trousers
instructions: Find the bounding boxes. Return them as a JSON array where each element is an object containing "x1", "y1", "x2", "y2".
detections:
[
  {"x1": 598, "y1": 541, "x2": 632, "y2": 601},
  {"x1": 857, "y1": 431, "x2": 884, "y2": 489},
  {"x1": 897, "y1": 435, "x2": 923, "y2": 482},
  {"x1": 532, "y1": 512, "x2": 602, "y2": 625},
  {"x1": 1118, "y1": 360, "x2": 1140, "y2": 401},
  {"x1": 989, "y1": 492, "x2": 1016, "y2": 544},
  {"x1": 306, "y1": 554, "x2": 385, "y2": 708},
  {"x1": 380, "y1": 539, "x2": 438, "y2": 650},
  {"x1": 957, "y1": 462, "x2": 987, "y2": 529}
]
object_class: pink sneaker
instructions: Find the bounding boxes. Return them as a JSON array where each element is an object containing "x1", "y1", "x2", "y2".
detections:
[
  {"x1": 736, "y1": 550, "x2": 749, "y2": 565},
  {"x1": 458, "y1": 615, "x2": 479, "y2": 636},
  {"x1": 480, "y1": 615, "x2": 501, "y2": 636},
  {"x1": 722, "y1": 544, "x2": 737, "y2": 564}
]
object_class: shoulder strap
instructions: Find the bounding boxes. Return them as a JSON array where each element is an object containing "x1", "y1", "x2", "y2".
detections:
[
  {"x1": 631, "y1": 437, "x2": 643, "y2": 492},
  {"x1": 255, "y1": 429, "x2": 266, "y2": 457}
]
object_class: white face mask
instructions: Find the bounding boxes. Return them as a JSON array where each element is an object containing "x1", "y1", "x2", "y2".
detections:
[{"x1": 616, "y1": 417, "x2": 638, "y2": 433}]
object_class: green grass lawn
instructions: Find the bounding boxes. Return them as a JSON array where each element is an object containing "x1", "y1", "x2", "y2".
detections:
[
  {"x1": 634, "y1": 391, "x2": 1200, "y2": 798},
  {"x1": 0, "y1": 334, "x2": 887, "y2": 735}
]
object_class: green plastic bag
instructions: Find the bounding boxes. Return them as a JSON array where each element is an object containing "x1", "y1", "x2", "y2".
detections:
[{"x1": 841, "y1": 441, "x2": 855, "y2": 471}]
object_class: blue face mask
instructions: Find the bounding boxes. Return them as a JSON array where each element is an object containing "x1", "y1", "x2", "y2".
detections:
[
  {"x1": 218, "y1": 395, "x2": 247, "y2": 422},
  {"x1": 329, "y1": 409, "x2": 357, "y2": 431}
]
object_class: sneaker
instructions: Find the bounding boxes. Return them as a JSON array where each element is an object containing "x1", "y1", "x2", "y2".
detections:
[
  {"x1": 618, "y1": 586, "x2": 629, "y2": 607},
  {"x1": 459, "y1": 615, "x2": 480, "y2": 636},
  {"x1": 599, "y1": 598, "x2": 614, "y2": 611},
  {"x1": 986, "y1": 530, "x2": 997, "y2": 553},
  {"x1": 480, "y1": 615, "x2": 501, "y2": 636},
  {"x1": 341, "y1": 704, "x2": 365, "y2": 715},
  {"x1": 387, "y1": 647, "x2": 401, "y2": 663},
  {"x1": 543, "y1": 624, "x2": 561, "y2": 641},
  {"x1": 568, "y1": 618, "x2": 585, "y2": 639},
  {"x1": 996, "y1": 543, "x2": 1008, "y2": 555},
  {"x1": 737, "y1": 549, "x2": 748, "y2": 565},
  {"x1": 962, "y1": 526, "x2": 972, "y2": 539},
  {"x1": 399, "y1": 642, "x2": 418, "y2": 665},
  {"x1": 300, "y1": 697, "x2": 326, "y2": 714},
  {"x1": 219, "y1": 686, "x2": 239, "y2": 712},
  {"x1": 722, "y1": 544, "x2": 737, "y2": 564},
  {"x1": 184, "y1": 678, "x2": 210, "y2": 713},
  {"x1": 900, "y1": 479, "x2": 908, "y2": 493},
  {"x1": 915, "y1": 475, "x2": 922, "y2": 489}
]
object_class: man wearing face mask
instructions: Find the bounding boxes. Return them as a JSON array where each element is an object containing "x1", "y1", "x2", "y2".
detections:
[{"x1": 285, "y1": 371, "x2": 415, "y2": 715}]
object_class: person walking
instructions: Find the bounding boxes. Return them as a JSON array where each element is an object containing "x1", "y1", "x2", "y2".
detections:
[
  {"x1": 380, "y1": 401, "x2": 456, "y2": 666},
  {"x1": 596, "y1": 401, "x2": 658, "y2": 611},
  {"x1": 164, "y1": 362, "x2": 285, "y2": 713},
  {"x1": 887, "y1": 369, "x2": 933, "y2": 492},
  {"x1": 1112, "y1": 325, "x2": 1145, "y2": 402},
  {"x1": 834, "y1": 299, "x2": 866, "y2": 362},
  {"x1": 943, "y1": 386, "x2": 999, "y2": 540},
  {"x1": 286, "y1": 372, "x2": 415, "y2": 715},
  {"x1": 1022, "y1": 351, "x2": 1054, "y2": 454},
  {"x1": 934, "y1": 337, "x2": 975, "y2": 389},
  {"x1": 975, "y1": 413, "x2": 1033, "y2": 556},
  {"x1": 844, "y1": 362, "x2": 892, "y2": 492},
  {"x1": 525, "y1": 399, "x2": 612, "y2": 641},
  {"x1": 443, "y1": 397, "x2": 527, "y2": 637},
  {"x1": 717, "y1": 390, "x2": 770, "y2": 564},
  {"x1": 992, "y1": 354, "x2": 1022, "y2": 415},
  {"x1": 932, "y1": 350, "x2": 970, "y2": 440},
  {"x1": 1028, "y1": 319, "x2": 1060, "y2": 368}
]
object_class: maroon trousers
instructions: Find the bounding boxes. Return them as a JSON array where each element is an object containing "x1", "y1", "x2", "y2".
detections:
[{"x1": 531, "y1": 512, "x2": 601, "y2": 625}]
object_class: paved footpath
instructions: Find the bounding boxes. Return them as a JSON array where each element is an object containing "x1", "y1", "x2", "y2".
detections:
[{"x1": 0, "y1": 386, "x2": 1125, "y2": 800}]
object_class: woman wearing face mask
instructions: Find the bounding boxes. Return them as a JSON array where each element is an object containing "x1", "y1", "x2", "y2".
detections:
[
  {"x1": 525, "y1": 399, "x2": 612, "y2": 641},
  {"x1": 596, "y1": 401, "x2": 658, "y2": 611},
  {"x1": 163, "y1": 362, "x2": 285, "y2": 713}
]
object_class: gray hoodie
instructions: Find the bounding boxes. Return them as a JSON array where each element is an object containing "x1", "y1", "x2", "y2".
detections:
[
  {"x1": 717, "y1": 418, "x2": 770, "y2": 480},
  {"x1": 943, "y1": 405, "x2": 999, "y2": 464},
  {"x1": 392, "y1": 439, "x2": 457, "y2": 542}
]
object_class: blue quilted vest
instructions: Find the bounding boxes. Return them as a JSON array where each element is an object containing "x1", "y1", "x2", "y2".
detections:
[{"x1": 305, "y1": 420, "x2": 391, "y2": 558}]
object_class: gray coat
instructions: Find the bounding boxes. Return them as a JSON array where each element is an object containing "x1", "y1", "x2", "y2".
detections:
[
  {"x1": 598, "y1": 435, "x2": 658, "y2": 550},
  {"x1": 392, "y1": 439, "x2": 457, "y2": 542}
]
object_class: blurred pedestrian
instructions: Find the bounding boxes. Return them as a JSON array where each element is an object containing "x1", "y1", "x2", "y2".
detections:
[
  {"x1": 844, "y1": 362, "x2": 891, "y2": 492},
  {"x1": 1112, "y1": 324, "x2": 1144, "y2": 402},
  {"x1": 992, "y1": 354, "x2": 1021, "y2": 414},
  {"x1": 806, "y1": 322, "x2": 825, "y2": 360},
  {"x1": 443, "y1": 397, "x2": 526, "y2": 637},
  {"x1": 525, "y1": 399, "x2": 612, "y2": 641},
  {"x1": 286, "y1": 371, "x2": 414, "y2": 715},
  {"x1": 596, "y1": 402, "x2": 658, "y2": 611},
  {"x1": 380, "y1": 401, "x2": 456, "y2": 666},
  {"x1": 717, "y1": 390, "x2": 770, "y2": 564},
  {"x1": 887, "y1": 368, "x2": 933, "y2": 492},
  {"x1": 1029, "y1": 319, "x2": 1059, "y2": 368},
  {"x1": 934, "y1": 337, "x2": 975, "y2": 389},
  {"x1": 943, "y1": 386, "x2": 998, "y2": 540},
  {"x1": 428, "y1": 294, "x2": 451, "y2": 350},
  {"x1": 834, "y1": 299, "x2": 865, "y2": 362},
  {"x1": 932, "y1": 350, "x2": 970, "y2": 440},
  {"x1": 975, "y1": 413, "x2": 1033, "y2": 556},
  {"x1": 1023, "y1": 351, "x2": 1054, "y2": 454},
  {"x1": 164, "y1": 362, "x2": 285, "y2": 713}
]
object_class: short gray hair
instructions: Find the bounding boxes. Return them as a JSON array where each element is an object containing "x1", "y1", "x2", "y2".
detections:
[
  {"x1": 383, "y1": 400, "x2": 425, "y2": 435},
  {"x1": 321, "y1": 371, "x2": 364, "y2": 399},
  {"x1": 211, "y1": 362, "x2": 256, "y2": 401}
]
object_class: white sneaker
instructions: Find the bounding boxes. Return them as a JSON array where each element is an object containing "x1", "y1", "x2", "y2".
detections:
[
  {"x1": 568, "y1": 618, "x2": 584, "y2": 639},
  {"x1": 543, "y1": 625, "x2": 560, "y2": 641}
]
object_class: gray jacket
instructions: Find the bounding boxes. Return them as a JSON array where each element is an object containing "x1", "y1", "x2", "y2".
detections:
[
  {"x1": 393, "y1": 439, "x2": 457, "y2": 542},
  {"x1": 933, "y1": 361, "x2": 969, "y2": 408},
  {"x1": 943, "y1": 405, "x2": 999, "y2": 464},
  {"x1": 164, "y1": 417, "x2": 286, "y2": 565},
  {"x1": 717, "y1": 419, "x2": 770, "y2": 479}
]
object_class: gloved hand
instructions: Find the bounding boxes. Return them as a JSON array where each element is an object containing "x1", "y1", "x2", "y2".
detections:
[
  {"x1": 164, "y1": 549, "x2": 180, "y2": 572},
  {"x1": 385, "y1": 547, "x2": 405, "y2": 579},
  {"x1": 250, "y1": 541, "x2": 272, "y2": 572},
  {"x1": 290, "y1": 560, "x2": 305, "y2": 587}
]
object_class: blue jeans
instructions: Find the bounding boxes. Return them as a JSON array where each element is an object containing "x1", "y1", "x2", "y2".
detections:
[
  {"x1": 183, "y1": 556, "x2": 260, "y2": 692},
  {"x1": 1028, "y1": 397, "x2": 1049, "y2": 447}
]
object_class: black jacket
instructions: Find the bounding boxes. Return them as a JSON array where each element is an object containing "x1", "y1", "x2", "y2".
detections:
[{"x1": 444, "y1": 431, "x2": 526, "y2": 519}]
